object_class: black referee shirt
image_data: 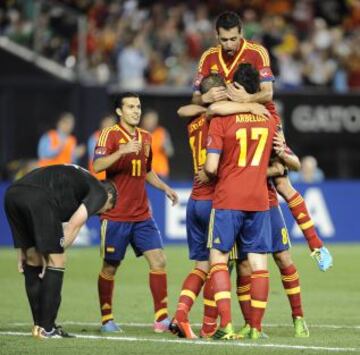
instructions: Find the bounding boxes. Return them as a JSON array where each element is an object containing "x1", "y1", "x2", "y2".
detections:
[{"x1": 11, "y1": 165, "x2": 107, "y2": 221}]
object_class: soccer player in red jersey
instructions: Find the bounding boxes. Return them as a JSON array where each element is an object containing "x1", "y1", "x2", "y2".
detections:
[
  {"x1": 193, "y1": 11, "x2": 332, "y2": 269},
  {"x1": 93, "y1": 92, "x2": 179, "y2": 333},
  {"x1": 204, "y1": 64, "x2": 276, "y2": 340},
  {"x1": 171, "y1": 74, "x2": 269, "y2": 339}
]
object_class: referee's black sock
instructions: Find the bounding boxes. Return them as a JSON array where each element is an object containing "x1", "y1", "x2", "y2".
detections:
[
  {"x1": 39, "y1": 267, "x2": 65, "y2": 332},
  {"x1": 23, "y1": 264, "x2": 43, "y2": 325}
]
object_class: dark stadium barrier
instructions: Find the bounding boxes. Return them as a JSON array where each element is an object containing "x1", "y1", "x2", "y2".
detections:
[
  {"x1": 1, "y1": 78, "x2": 360, "y2": 180},
  {"x1": 0, "y1": 181, "x2": 359, "y2": 247}
]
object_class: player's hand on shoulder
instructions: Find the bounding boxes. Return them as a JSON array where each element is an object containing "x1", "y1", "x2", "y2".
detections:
[
  {"x1": 249, "y1": 103, "x2": 270, "y2": 118},
  {"x1": 119, "y1": 139, "x2": 142, "y2": 155},
  {"x1": 202, "y1": 86, "x2": 227, "y2": 104},
  {"x1": 165, "y1": 186, "x2": 179, "y2": 206},
  {"x1": 226, "y1": 82, "x2": 251, "y2": 103}
]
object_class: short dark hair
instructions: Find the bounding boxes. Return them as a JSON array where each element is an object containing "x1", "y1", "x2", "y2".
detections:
[
  {"x1": 233, "y1": 63, "x2": 260, "y2": 94},
  {"x1": 200, "y1": 73, "x2": 226, "y2": 94},
  {"x1": 101, "y1": 180, "x2": 117, "y2": 208},
  {"x1": 114, "y1": 92, "x2": 139, "y2": 110},
  {"x1": 215, "y1": 11, "x2": 242, "y2": 33}
]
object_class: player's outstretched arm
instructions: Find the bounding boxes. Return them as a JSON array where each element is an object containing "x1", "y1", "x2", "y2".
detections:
[
  {"x1": 63, "y1": 204, "x2": 88, "y2": 248},
  {"x1": 177, "y1": 104, "x2": 206, "y2": 119},
  {"x1": 146, "y1": 171, "x2": 178, "y2": 205},
  {"x1": 207, "y1": 101, "x2": 270, "y2": 118},
  {"x1": 93, "y1": 140, "x2": 141, "y2": 173}
]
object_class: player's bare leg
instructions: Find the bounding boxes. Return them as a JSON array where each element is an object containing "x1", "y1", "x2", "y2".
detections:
[
  {"x1": 209, "y1": 249, "x2": 236, "y2": 340},
  {"x1": 98, "y1": 260, "x2": 121, "y2": 333},
  {"x1": 273, "y1": 250, "x2": 309, "y2": 337},
  {"x1": 247, "y1": 253, "x2": 270, "y2": 339},
  {"x1": 144, "y1": 248, "x2": 170, "y2": 333},
  {"x1": 171, "y1": 260, "x2": 209, "y2": 339}
]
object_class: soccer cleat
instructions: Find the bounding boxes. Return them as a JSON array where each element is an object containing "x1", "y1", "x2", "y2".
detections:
[
  {"x1": 176, "y1": 320, "x2": 198, "y2": 339},
  {"x1": 293, "y1": 317, "x2": 310, "y2": 338},
  {"x1": 311, "y1": 246, "x2": 333, "y2": 272},
  {"x1": 32, "y1": 325, "x2": 40, "y2": 337},
  {"x1": 199, "y1": 325, "x2": 217, "y2": 339},
  {"x1": 153, "y1": 317, "x2": 171, "y2": 333},
  {"x1": 212, "y1": 323, "x2": 237, "y2": 340},
  {"x1": 249, "y1": 328, "x2": 269, "y2": 340},
  {"x1": 54, "y1": 325, "x2": 75, "y2": 338},
  {"x1": 100, "y1": 320, "x2": 122, "y2": 333},
  {"x1": 37, "y1": 327, "x2": 62, "y2": 339},
  {"x1": 37, "y1": 325, "x2": 75, "y2": 339},
  {"x1": 237, "y1": 323, "x2": 251, "y2": 339}
]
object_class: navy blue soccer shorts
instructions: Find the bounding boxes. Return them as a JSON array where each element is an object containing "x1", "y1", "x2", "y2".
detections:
[
  {"x1": 186, "y1": 198, "x2": 212, "y2": 261},
  {"x1": 100, "y1": 217, "x2": 163, "y2": 261},
  {"x1": 208, "y1": 209, "x2": 272, "y2": 254}
]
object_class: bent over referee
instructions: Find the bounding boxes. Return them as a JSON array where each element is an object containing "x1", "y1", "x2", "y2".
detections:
[{"x1": 4, "y1": 164, "x2": 117, "y2": 339}]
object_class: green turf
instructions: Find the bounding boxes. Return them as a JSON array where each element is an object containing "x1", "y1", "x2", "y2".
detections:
[{"x1": 0, "y1": 244, "x2": 359, "y2": 354}]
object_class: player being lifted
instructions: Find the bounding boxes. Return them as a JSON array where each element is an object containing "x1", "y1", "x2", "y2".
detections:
[
  {"x1": 93, "y1": 93, "x2": 178, "y2": 333},
  {"x1": 204, "y1": 63, "x2": 276, "y2": 340},
  {"x1": 170, "y1": 73, "x2": 269, "y2": 339},
  {"x1": 193, "y1": 11, "x2": 332, "y2": 271}
]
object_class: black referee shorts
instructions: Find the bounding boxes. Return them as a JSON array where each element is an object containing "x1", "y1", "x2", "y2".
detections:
[{"x1": 4, "y1": 185, "x2": 64, "y2": 254}]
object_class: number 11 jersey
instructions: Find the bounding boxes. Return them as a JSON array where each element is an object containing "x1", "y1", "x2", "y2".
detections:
[{"x1": 94, "y1": 123, "x2": 152, "y2": 222}]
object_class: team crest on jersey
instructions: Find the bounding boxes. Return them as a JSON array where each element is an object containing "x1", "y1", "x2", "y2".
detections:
[
  {"x1": 119, "y1": 138, "x2": 127, "y2": 144},
  {"x1": 210, "y1": 64, "x2": 218, "y2": 73},
  {"x1": 144, "y1": 143, "x2": 150, "y2": 157},
  {"x1": 259, "y1": 67, "x2": 273, "y2": 79},
  {"x1": 95, "y1": 147, "x2": 106, "y2": 155}
]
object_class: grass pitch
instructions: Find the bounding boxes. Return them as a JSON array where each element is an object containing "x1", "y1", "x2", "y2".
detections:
[{"x1": 0, "y1": 244, "x2": 359, "y2": 354}]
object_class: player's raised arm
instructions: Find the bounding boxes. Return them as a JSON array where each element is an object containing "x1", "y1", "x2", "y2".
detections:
[
  {"x1": 207, "y1": 101, "x2": 270, "y2": 118},
  {"x1": 177, "y1": 104, "x2": 206, "y2": 119}
]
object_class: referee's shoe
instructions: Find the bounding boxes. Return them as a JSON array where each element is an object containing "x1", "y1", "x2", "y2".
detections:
[{"x1": 37, "y1": 325, "x2": 75, "y2": 339}]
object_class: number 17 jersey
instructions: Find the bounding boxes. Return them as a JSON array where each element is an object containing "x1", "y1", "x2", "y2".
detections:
[{"x1": 207, "y1": 113, "x2": 276, "y2": 211}]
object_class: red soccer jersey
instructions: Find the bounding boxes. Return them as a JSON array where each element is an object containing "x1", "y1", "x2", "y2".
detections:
[
  {"x1": 207, "y1": 113, "x2": 276, "y2": 211},
  {"x1": 187, "y1": 114, "x2": 216, "y2": 200},
  {"x1": 94, "y1": 123, "x2": 152, "y2": 222},
  {"x1": 194, "y1": 39, "x2": 274, "y2": 88},
  {"x1": 267, "y1": 179, "x2": 279, "y2": 207}
]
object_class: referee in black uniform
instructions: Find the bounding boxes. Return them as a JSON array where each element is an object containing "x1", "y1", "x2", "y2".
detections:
[{"x1": 4, "y1": 164, "x2": 117, "y2": 339}]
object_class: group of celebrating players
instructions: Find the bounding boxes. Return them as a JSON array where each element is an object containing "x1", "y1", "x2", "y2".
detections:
[{"x1": 4, "y1": 11, "x2": 333, "y2": 340}]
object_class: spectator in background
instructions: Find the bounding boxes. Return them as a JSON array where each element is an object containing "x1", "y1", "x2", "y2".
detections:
[
  {"x1": 117, "y1": 32, "x2": 149, "y2": 90},
  {"x1": 141, "y1": 109, "x2": 174, "y2": 179},
  {"x1": 88, "y1": 114, "x2": 116, "y2": 180},
  {"x1": 290, "y1": 156, "x2": 325, "y2": 184},
  {"x1": 37, "y1": 112, "x2": 86, "y2": 167}
]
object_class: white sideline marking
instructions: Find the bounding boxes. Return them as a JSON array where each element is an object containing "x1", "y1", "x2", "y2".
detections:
[
  {"x1": 0, "y1": 331, "x2": 358, "y2": 353},
  {"x1": 8, "y1": 321, "x2": 360, "y2": 330}
]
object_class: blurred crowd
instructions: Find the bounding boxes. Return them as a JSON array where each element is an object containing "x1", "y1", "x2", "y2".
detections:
[{"x1": 1, "y1": 0, "x2": 360, "y2": 90}]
